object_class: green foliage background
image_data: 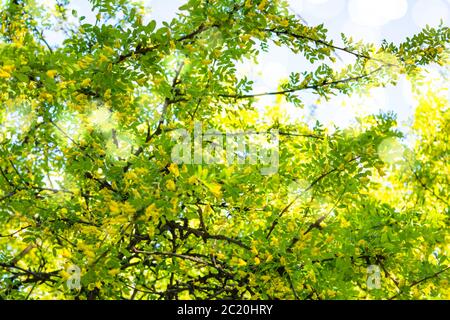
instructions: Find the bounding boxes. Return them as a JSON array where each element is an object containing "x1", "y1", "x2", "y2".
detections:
[{"x1": 0, "y1": 0, "x2": 449, "y2": 299}]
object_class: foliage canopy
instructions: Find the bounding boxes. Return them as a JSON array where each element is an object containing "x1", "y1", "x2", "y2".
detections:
[{"x1": 0, "y1": 0, "x2": 449, "y2": 299}]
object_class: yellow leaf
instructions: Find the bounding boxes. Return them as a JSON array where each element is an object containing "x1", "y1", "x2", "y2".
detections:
[
  {"x1": 108, "y1": 268, "x2": 120, "y2": 276},
  {"x1": 46, "y1": 69, "x2": 57, "y2": 78}
]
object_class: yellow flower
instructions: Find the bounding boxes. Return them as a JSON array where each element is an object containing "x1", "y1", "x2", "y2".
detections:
[
  {"x1": 46, "y1": 69, "x2": 57, "y2": 78},
  {"x1": 168, "y1": 163, "x2": 180, "y2": 177},
  {"x1": 237, "y1": 258, "x2": 247, "y2": 267},
  {"x1": 124, "y1": 171, "x2": 138, "y2": 181},
  {"x1": 0, "y1": 69, "x2": 11, "y2": 78},
  {"x1": 327, "y1": 289, "x2": 337, "y2": 298},
  {"x1": 81, "y1": 78, "x2": 91, "y2": 87},
  {"x1": 166, "y1": 179, "x2": 176, "y2": 191},
  {"x1": 144, "y1": 203, "x2": 159, "y2": 221},
  {"x1": 104, "y1": 46, "x2": 114, "y2": 55},
  {"x1": 216, "y1": 252, "x2": 226, "y2": 260},
  {"x1": 340, "y1": 218, "x2": 350, "y2": 228},
  {"x1": 122, "y1": 202, "x2": 136, "y2": 216},
  {"x1": 59, "y1": 270, "x2": 71, "y2": 280},
  {"x1": 188, "y1": 175, "x2": 197, "y2": 185},
  {"x1": 84, "y1": 248, "x2": 95, "y2": 259},
  {"x1": 62, "y1": 248, "x2": 72, "y2": 258},
  {"x1": 99, "y1": 54, "x2": 109, "y2": 63},
  {"x1": 104, "y1": 89, "x2": 112, "y2": 99},
  {"x1": 2, "y1": 65, "x2": 15, "y2": 73},
  {"x1": 39, "y1": 92, "x2": 54, "y2": 102},
  {"x1": 109, "y1": 200, "x2": 121, "y2": 215},
  {"x1": 280, "y1": 19, "x2": 289, "y2": 27},
  {"x1": 254, "y1": 257, "x2": 261, "y2": 265},
  {"x1": 207, "y1": 182, "x2": 222, "y2": 198},
  {"x1": 258, "y1": 0, "x2": 268, "y2": 11},
  {"x1": 241, "y1": 34, "x2": 251, "y2": 42}
]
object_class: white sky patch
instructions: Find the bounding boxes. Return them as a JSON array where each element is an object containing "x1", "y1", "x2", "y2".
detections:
[
  {"x1": 314, "y1": 103, "x2": 355, "y2": 129},
  {"x1": 306, "y1": 0, "x2": 330, "y2": 4},
  {"x1": 352, "y1": 87, "x2": 388, "y2": 116},
  {"x1": 340, "y1": 21, "x2": 382, "y2": 44},
  {"x1": 69, "y1": 0, "x2": 97, "y2": 24},
  {"x1": 302, "y1": 0, "x2": 345, "y2": 20},
  {"x1": 311, "y1": 86, "x2": 388, "y2": 129},
  {"x1": 253, "y1": 91, "x2": 276, "y2": 115},
  {"x1": 412, "y1": 0, "x2": 449, "y2": 29},
  {"x1": 141, "y1": 0, "x2": 184, "y2": 27},
  {"x1": 348, "y1": 0, "x2": 408, "y2": 27},
  {"x1": 259, "y1": 62, "x2": 289, "y2": 90},
  {"x1": 288, "y1": 0, "x2": 304, "y2": 13},
  {"x1": 235, "y1": 59, "x2": 259, "y2": 81},
  {"x1": 43, "y1": 172, "x2": 64, "y2": 190},
  {"x1": 283, "y1": 103, "x2": 307, "y2": 125},
  {"x1": 399, "y1": 76, "x2": 417, "y2": 108}
]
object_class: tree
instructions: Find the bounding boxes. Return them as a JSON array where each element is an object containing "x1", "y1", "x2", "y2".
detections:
[{"x1": 0, "y1": 0, "x2": 449, "y2": 300}]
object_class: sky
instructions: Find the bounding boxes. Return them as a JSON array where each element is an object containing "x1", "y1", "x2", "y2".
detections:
[{"x1": 40, "y1": 0, "x2": 450, "y2": 136}]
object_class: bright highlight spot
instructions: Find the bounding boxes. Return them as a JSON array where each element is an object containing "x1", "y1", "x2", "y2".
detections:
[
  {"x1": 88, "y1": 107, "x2": 115, "y2": 131},
  {"x1": 377, "y1": 137, "x2": 405, "y2": 165},
  {"x1": 348, "y1": 0, "x2": 408, "y2": 27}
]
